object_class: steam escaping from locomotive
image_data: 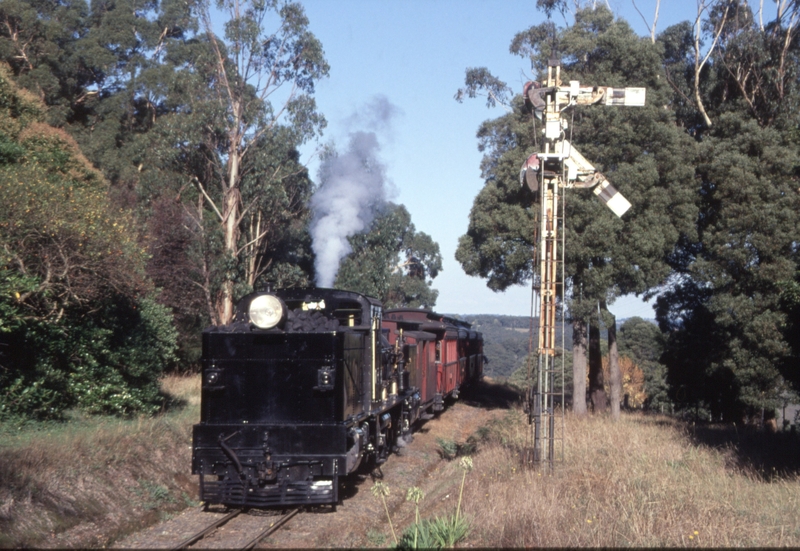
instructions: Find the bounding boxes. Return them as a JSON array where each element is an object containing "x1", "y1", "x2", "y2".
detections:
[{"x1": 310, "y1": 97, "x2": 399, "y2": 288}]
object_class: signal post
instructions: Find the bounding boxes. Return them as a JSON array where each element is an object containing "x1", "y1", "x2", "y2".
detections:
[{"x1": 520, "y1": 60, "x2": 645, "y2": 470}]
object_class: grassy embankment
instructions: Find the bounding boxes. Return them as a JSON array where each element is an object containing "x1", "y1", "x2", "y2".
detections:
[
  {"x1": 0, "y1": 375, "x2": 201, "y2": 548},
  {"x1": 3, "y1": 376, "x2": 800, "y2": 548},
  {"x1": 391, "y1": 405, "x2": 800, "y2": 548}
]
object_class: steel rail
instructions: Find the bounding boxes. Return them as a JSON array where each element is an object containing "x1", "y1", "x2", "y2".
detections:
[
  {"x1": 241, "y1": 508, "x2": 301, "y2": 550},
  {"x1": 170, "y1": 508, "x2": 243, "y2": 550}
]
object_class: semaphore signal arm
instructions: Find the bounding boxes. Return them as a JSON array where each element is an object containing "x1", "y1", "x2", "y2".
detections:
[{"x1": 520, "y1": 71, "x2": 646, "y2": 218}]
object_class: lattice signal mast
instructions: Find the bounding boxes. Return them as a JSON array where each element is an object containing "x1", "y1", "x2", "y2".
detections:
[{"x1": 520, "y1": 60, "x2": 645, "y2": 470}]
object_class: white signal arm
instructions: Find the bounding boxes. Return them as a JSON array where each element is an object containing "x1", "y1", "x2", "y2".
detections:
[
  {"x1": 557, "y1": 140, "x2": 605, "y2": 189},
  {"x1": 558, "y1": 140, "x2": 631, "y2": 217}
]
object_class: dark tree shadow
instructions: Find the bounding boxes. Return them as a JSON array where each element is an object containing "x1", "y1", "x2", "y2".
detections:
[
  {"x1": 459, "y1": 379, "x2": 523, "y2": 410},
  {"x1": 689, "y1": 423, "x2": 800, "y2": 480},
  {"x1": 155, "y1": 389, "x2": 189, "y2": 414}
]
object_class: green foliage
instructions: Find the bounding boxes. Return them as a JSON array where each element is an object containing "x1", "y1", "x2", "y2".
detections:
[
  {"x1": 435, "y1": 437, "x2": 478, "y2": 461},
  {"x1": 458, "y1": 2, "x2": 800, "y2": 418},
  {"x1": 395, "y1": 460, "x2": 472, "y2": 549},
  {"x1": 436, "y1": 438, "x2": 459, "y2": 460},
  {"x1": 652, "y1": 2, "x2": 800, "y2": 420},
  {"x1": 1, "y1": 295, "x2": 177, "y2": 419},
  {"x1": 135, "y1": 479, "x2": 176, "y2": 510},
  {"x1": 133, "y1": 0, "x2": 328, "y2": 325},
  {"x1": 372, "y1": 473, "x2": 472, "y2": 549},
  {"x1": 336, "y1": 203, "x2": 442, "y2": 308},
  {"x1": 66, "y1": 296, "x2": 178, "y2": 415},
  {"x1": 0, "y1": 68, "x2": 176, "y2": 419},
  {"x1": 618, "y1": 317, "x2": 670, "y2": 411},
  {"x1": 456, "y1": 5, "x2": 698, "y2": 314},
  {"x1": 397, "y1": 514, "x2": 470, "y2": 550},
  {"x1": 0, "y1": 132, "x2": 24, "y2": 163},
  {"x1": 1, "y1": 0, "x2": 325, "y2": 331}
]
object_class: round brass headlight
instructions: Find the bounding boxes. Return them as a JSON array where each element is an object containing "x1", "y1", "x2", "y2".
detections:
[{"x1": 248, "y1": 294, "x2": 285, "y2": 329}]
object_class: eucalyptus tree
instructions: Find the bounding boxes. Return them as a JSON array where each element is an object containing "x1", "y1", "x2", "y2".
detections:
[
  {"x1": 0, "y1": 0, "x2": 205, "y2": 176},
  {"x1": 120, "y1": 0, "x2": 326, "y2": 327},
  {"x1": 455, "y1": 6, "x2": 697, "y2": 414},
  {"x1": 655, "y1": 0, "x2": 800, "y2": 421},
  {"x1": 0, "y1": 0, "x2": 328, "y2": 369},
  {"x1": 0, "y1": 0, "x2": 98, "y2": 125},
  {"x1": 335, "y1": 203, "x2": 442, "y2": 309},
  {"x1": 189, "y1": 0, "x2": 328, "y2": 324}
]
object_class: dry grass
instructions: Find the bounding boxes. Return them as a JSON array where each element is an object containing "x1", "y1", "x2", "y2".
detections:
[
  {"x1": 0, "y1": 374, "x2": 201, "y2": 548},
  {"x1": 4, "y1": 374, "x2": 799, "y2": 548},
  {"x1": 161, "y1": 372, "x2": 201, "y2": 407},
  {"x1": 453, "y1": 409, "x2": 800, "y2": 547}
]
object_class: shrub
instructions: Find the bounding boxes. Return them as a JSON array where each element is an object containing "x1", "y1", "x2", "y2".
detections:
[
  {"x1": 0, "y1": 295, "x2": 177, "y2": 419},
  {"x1": 436, "y1": 437, "x2": 477, "y2": 460},
  {"x1": 0, "y1": 67, "x2": 177, "y2": 419},
  {"x1": 397, "y1": 513, "x2": 471, "y2": 549}
]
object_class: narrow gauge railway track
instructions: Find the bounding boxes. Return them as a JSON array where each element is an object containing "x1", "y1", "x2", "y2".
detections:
[{"x1": 170, "y1": 508, "x2": 300, "y2": 550}]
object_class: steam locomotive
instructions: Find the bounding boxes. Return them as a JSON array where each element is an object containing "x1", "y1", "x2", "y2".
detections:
[{"x1": 191, "y1": 288, "x2": 483, "y2": 507}]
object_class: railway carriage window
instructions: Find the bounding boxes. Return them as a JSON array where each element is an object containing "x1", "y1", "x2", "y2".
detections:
[{"x1": 435, "y1": 342, "x2": 441, "y2": 362}]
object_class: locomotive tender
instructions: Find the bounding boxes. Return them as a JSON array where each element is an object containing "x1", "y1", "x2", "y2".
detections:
[{"x1": 191, "y1": 288, "x2": 483, "y2": 507}]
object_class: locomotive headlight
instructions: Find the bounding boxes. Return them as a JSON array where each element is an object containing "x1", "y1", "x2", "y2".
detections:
[{"x1": 248, "y1": 294, "x2": 285, "y2": 329}]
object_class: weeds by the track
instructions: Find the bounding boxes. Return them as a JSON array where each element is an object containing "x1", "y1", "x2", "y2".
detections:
[
  {"x1": 378, "y1": 455, "x2": 474, "y2": 549},
  {"x1": 451, "y1": 408, "x2": 800, "y2": 547},
  {"x1": 0, "y1": 374, "x2": 201, "y2": 548},
  {"x1": 379, "y1": 396, "x2": 800, "y2": 548},
  {"x1": 4, "y1": 377, "x2": 800, "y2": 548}
]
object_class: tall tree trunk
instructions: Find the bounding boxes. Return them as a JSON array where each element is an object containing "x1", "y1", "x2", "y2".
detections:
[
  {"x1": 588, "y1": 315, "x2": 607, "y2": 413},
  {"x1": 572, "y1": 317, "x2": 588, "y2": 417},
  {"x1": 602, "y1": 300, "x2": 621, "y2": 421},
  {"x1": 218, "y1": 150, "x2": 241, "y2": 326}
]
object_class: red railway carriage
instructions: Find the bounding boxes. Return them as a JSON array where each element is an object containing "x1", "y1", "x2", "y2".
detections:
[
  {"x1": 383, "y1": 308, "x2": 483, "y2": 414},
  {"x1": 381, "y1": 314, "x2": 437, "y2": 416}
]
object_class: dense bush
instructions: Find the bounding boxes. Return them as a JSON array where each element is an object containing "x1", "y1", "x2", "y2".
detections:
[
  {"x1": 0, "y1": 67, "x2": 177, "y2": 419},
  {"x1": 0, "y1": 297, "x2": 178, "y2": 421}
]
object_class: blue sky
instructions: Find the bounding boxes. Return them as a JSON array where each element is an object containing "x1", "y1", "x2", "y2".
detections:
[{"x1": 277, "y1": 1, "x2": 771, "y2": 318}]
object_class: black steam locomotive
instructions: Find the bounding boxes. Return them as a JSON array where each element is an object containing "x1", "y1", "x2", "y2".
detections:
[{"x1": 191, "y1": 288, "x2": 483, "y2": 507}]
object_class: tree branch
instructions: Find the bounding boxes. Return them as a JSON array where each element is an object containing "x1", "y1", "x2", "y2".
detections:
[
  {"x1": 631, "y1": 0, "x2": 660, "y2": 43},
  {"x1": 191, "y1": 177, "x2": 224, "y2": 221},
  {"x1": 693, "y1": 0, "x2": 729, "y2": 127}
]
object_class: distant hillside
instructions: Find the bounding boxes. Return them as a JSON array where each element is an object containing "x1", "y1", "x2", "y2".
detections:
[
  {"x1": 449, "y1": 314, "x2": 656, "y2": 381},
  {"x1": 451, "y1": 315, "x2": 571, "y2": 380}
]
